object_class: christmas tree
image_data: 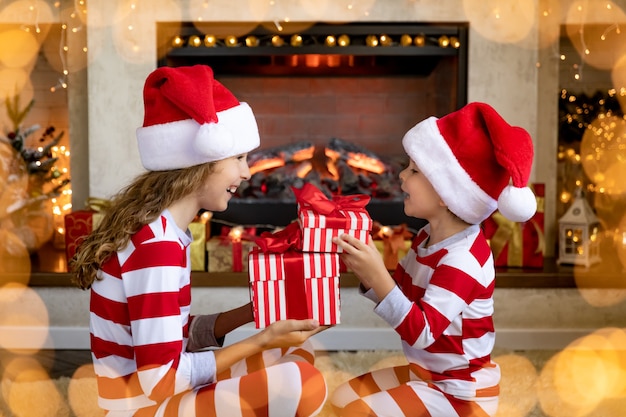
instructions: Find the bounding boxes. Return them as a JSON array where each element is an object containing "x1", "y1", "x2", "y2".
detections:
[
  {"x1": 2, "y1": 94, "x2": 71, "y2": 213},
  {"x1": 0, "y1": 94, "x2": 71, "y2": 252}
]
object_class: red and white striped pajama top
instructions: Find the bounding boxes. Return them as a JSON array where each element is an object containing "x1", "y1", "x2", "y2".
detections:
[
  {"x1": 89, "y1": 210, "x2": 326, "y2": 416},
  {"x1": 331, "y1": 224, "x2": 500, "y2": 417}
]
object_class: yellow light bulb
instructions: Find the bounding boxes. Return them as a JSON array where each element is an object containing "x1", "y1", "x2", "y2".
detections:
[
  {"x1": 290, "y1": 34, "x2": 303, "y2": 47},
  {"x1": 204, "y1": 35, "x2": 216, "y2": 47},
  {"x1": 272, "y1": 35, "x2": 284, "y2": 47},
  {"x1": 245, "y1": 35, "x2": 259, "y2": 47},
  {"x1": 225, "y1": 36, "x2": 238, "y2": 47},
  {"x1": 366, "y1": 35, "x2": 378, "y2": 47},
  {"x1": 379, "y1": 34, "x2": 392, "y2": 46},
  {"x1": 188, "y1": 35, "x2": 202, "y2": 47},
  {"x1": 172, "y1": 36, "x2": 184, "y2": 47}
]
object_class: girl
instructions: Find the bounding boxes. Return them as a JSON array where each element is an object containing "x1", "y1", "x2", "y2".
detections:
[
  {"x1": 330, "y1": 102, "x2": 537, "y2": 417},
  {"x1": 71, "y1": 65, "x2": 327, "y2": 417}
]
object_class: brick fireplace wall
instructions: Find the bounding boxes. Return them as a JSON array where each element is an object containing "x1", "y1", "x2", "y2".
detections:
[{"x1": 220, "y1": 63, "x2": 459, "y2": 158}]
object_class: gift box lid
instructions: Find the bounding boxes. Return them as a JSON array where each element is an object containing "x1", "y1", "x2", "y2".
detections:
[{"x1": 298, "y1": 207, "x2": 372, "y2": 230}]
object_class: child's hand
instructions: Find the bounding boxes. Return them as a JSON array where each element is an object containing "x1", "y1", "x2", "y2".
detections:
[
  {"x1": 332, "y1": 233, "x2": 395, "y2": 299},
  {"x1": 259, "y1": 319, "x2": 328, "y2": 349}
]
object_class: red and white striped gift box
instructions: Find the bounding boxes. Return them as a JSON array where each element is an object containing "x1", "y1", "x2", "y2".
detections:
[
  {"x1": 298, "y1": 207, "x2": 372, "y2": 253},
  {"x1": 248, "y1": 249, "x2": 341, "y2": 328}
]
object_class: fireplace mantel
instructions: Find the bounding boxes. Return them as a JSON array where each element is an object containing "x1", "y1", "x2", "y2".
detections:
[
  {"x1": 22, "y1": 242, "x2": 626, "y2": 289},
  {"x1": 159, "y1": 21, "x2": 467, "y2": 93}
]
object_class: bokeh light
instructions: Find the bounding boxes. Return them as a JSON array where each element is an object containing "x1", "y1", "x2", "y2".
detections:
[
  {"x1": 0, "y1": 0, "x2": 54, "y2": 25},
  {"x1": 493, "y1": 353, "x2": 538, "y2": 417},
  {"x1": 462, "y1": 0, "x2": 536, "y2": 44},
  {"x1": 0, "y1": 67, "x2": 32, "y2": 102},
  {"x1": 538, "y1": 328, "x2": 626, "y2": 417},
  {"x1": 1, "y1": 356, "x2": 68, "y2": 417},
  {"x1": 0, "y1": 283, "x2": 50, "y2": 352},
  {"x1": 613, "y1": 214, "x2": 626, "y2": 270},
  {"x1": 112, "y1": 0, "x2": 182, "y2": 64},
  {"x1": 0, "y1": 29, "x2": 40, "y2": 69},
  {"x1": 299, "y1": 0, "x2": 331, "y2": 20},
  {"x1": 564, "y1": 0, "x2": 626, "y2": 71},
  {"x1": 41, "y1": 5, "x2": 91, "y2": 74},
  {"x1": 0, "y1": 232, "x2": 31, "y2": 287},
  {"x1": 579, "y1": 114, "x2": 626, "y2": 195},
  {"x1": 611, "y1": 56, "x2": 626, "y2": 113},
  {"x1": 537, "y1": 0, "x2": 563, "y2": 49},
  {"x1": 68, "y1": 364, "x2": 104, "y2": 417},
  {"x1": 0, "y1": 141, "x2": 29, "y2": 215}
]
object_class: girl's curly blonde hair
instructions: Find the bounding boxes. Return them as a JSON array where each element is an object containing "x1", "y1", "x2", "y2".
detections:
[{"x1": 71, "y1": 162, "x2": 216, "y2": 290}]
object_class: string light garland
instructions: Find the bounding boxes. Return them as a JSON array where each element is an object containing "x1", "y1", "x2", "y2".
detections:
[
  {"x1": 169, "y1": 31, "x2": 461, "y2": 51},
  {"x1": 557, "y1": 87, "x2": 626, "y2": 218}
]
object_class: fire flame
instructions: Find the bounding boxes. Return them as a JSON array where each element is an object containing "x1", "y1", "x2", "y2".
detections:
[{"x1": 249, "y1": 158, "x2": 285, "y2": 175}]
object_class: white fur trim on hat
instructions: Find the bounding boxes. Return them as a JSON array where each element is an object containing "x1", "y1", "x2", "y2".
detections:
[
  {"x1": 402, "y1": 116, "x2": 497, "y2": 224},
  {"x1": 136, "y1": 102, "x2": 259, "y2": 171}
]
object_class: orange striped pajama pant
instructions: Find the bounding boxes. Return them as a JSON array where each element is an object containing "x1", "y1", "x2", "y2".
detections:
[
  {"x1": 115, "y1": 342, "x2": 327, "y2": 417},
  {"x1": 330, "y1": 365, "x2": 499, "y2": 417}
]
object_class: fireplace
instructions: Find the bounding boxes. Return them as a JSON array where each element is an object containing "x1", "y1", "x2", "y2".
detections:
[{"x1": 157, "y1": 22, "x2": 468, "y2": 232}]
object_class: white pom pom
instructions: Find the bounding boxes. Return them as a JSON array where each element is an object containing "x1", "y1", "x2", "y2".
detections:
[{"x1": 497, "y1": 185, "x2": 537, "y2": 222}]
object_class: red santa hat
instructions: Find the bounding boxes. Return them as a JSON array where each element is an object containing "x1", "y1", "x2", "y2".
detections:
[
  {"x1": 402, "y1": 102, "x2": 536, "y2": 224},
  {"x1": 136, "y1": 65, "x2": 259, "y2": 171}
]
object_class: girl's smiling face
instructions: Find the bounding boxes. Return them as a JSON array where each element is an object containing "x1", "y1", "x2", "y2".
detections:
[
  {"x1": 398, "y1": 158, "x2": 444, "y2": 221},
  {"x1": 197, "y1": 153, "x2": 250, "y2": 212}
]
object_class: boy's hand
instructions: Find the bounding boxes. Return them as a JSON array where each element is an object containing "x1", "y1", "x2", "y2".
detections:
[{"x1": 333, "y1": 233, "x2": 395, "y2": 299}]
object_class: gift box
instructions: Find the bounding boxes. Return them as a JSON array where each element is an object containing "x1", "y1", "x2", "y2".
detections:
[
  {"x1": 248, "y1": 250, "x2": 340, "y2": 328},
  {"x1": 293, "y1": 183, "x2": 372, "y2": 253},
  {"x1": 372, "y1": 223, "x2": 414, "y2": 270},
  {"x1": 374, "y1": 240, "x2": 412, "y2": 270},
  {"x1": 206, "y1": 226, "x2": 257, "y2": 272},
  {"x1": 482, "y1": 184, "x2": 545, "y2": 268},
  {"x1": 64, "y1": 199, "x2": 108, "y2": 267},
  {"x1": 248, "y1": 222, "x2": 341, "y2": 328},
  {"x1": 206, "y1": 238, "x2": 256, "y2": 273},
  {"x1": 188, "y1": 222, "x2": 207, "y2": 271}
]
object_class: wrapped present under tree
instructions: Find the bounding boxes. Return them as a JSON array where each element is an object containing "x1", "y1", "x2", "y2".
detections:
[
  {"x1": 206, "y1": 226, "x2": 257, "y2": 273},
  {"x1": 64, "y1": 198, "x2": 109, "y2": 269},
  {"x1": 482, "y1": 184, "x2": 545, "y2": 268},
  {"x1": 372, "y1": 222, "x2": 414, "y2": 270}
]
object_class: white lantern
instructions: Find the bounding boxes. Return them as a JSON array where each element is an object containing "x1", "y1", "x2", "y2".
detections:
[{"x1": 557, "y1": 189, "x2": 601, "y2": 267}]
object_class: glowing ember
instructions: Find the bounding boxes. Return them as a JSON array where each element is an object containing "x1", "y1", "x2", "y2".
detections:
[
  {"x1": 249, "y1": 158, "x2": 285, "y2": 175},
  {"x1": 346, "y1": 152, "x2": 386, "y2": 174}
]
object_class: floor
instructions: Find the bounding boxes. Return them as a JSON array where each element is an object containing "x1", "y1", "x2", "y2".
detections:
[
  {"x1": 0, "y1": 348, "x2": 558, "y2": 417},
  {"x1": 0, "y1": 349, "x2": 93, "y2": 379},
  {"x1": 3, "y1": 348, "x2": 626, "y2": 417}
]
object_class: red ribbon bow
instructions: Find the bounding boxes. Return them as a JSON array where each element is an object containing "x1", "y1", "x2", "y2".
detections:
[
  {"x1": 254, "y1": 221, "x2": 302, "y2": 253},
  {"x1": 292, "y1": 183, "x2": 370, "y2": 215}
]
